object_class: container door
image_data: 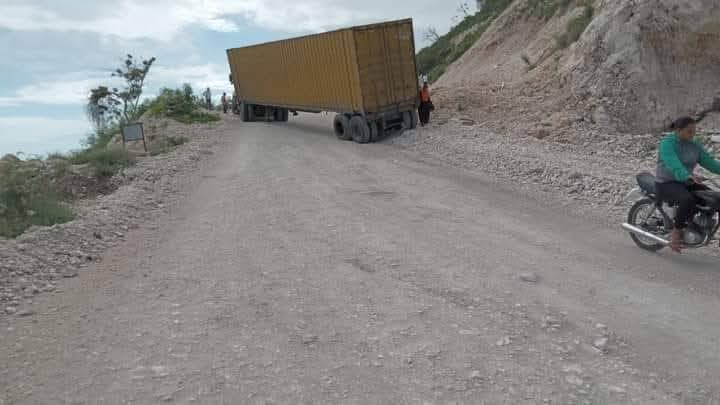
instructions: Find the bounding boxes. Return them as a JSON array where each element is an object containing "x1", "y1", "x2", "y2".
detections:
[{"x1": 354, "y1": 20, "x2": 417, "y2": 113}]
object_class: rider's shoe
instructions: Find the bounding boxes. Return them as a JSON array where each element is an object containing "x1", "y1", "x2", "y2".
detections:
[{"x1": 670, "y1": 228, "x2": 683, "y2": 254}]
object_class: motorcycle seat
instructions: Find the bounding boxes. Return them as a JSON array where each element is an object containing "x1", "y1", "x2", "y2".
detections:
[{"x1": 636, "y1": 172, "x2": 657, "y2": 195}]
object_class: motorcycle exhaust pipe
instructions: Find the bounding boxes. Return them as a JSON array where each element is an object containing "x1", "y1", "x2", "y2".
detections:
[{"x1": 622, "y1": 223, "x2": 670, "y2": 245}]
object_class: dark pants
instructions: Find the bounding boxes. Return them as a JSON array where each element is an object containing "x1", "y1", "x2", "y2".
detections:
[
  {"x1": 223, "y1": 104, "x2": 228, "y2": 113},
  {"x1": 418, "y1": 102, "x2": 431, "y2": 125},
  {"x1": 656, "y1": 181, "x2": 709, "y2": 228}
]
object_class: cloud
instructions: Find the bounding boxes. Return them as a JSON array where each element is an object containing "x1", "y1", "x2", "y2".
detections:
[
  {"x1": 0, "y1": 0, "x2": 458, "y2": 42},
  {"x1": 151, "y1": 64, "x2": 233, "y2": 97},
  {"x1": 0, "y1": 2, "x2": 201, "y2": 41},
  {"x1": 0, "y1": 74, "x2": 118, "y2": 107},
  {"x1": 0, "y1": 116, "x2": 91, "y2": 156},
  {"x1": 0, "y1": 63, "x2": 234, "y2": 108}
]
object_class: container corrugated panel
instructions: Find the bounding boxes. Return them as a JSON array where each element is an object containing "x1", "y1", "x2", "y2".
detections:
[
  {"x1": 355, "y1": 20, "x2": 418, "y2": 113},
  {"x1": 227, "y1": 19, "x2": 417, "y2": 115}
]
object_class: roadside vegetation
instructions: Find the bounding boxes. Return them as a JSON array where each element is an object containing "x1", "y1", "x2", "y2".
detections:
[
  {"x1": 1, "y1": 53, "x2": 216, "y2": 238},
  {"x1": 417, "y1": 0, "x2": 514, "y2": 82},
  {"x1": 0, "y1": 156, "x2": 75, "y2": 238},
  {"x1": 419, "y1": 0, "x2": 595, "y2": 81},
  {"x1": 139, "y1": 84, "x2": 220, "y2": 125}
]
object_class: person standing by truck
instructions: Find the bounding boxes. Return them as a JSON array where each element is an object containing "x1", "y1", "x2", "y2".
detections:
[
  {"x1": 418, "y1": 82, "x2": 433, "y2": 126},
  {"x1": 203, "y1": 87, "x2": 212, "y2": 110},
  {"x1": 221, "y1": 92, "x2": 229, "y2": 114},
  {"x1": 231, "y1": 92, "x2": 239, "y2": 114}
]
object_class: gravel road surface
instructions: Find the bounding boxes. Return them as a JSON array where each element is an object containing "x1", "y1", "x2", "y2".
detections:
[{"x1": 2, "y1": 115, "x2": 719, "y2": 404}]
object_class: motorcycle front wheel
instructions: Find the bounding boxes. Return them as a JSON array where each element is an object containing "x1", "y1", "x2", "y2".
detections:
[{"x1": 627, "y1": 198, "x2": 667, "y2": 252}]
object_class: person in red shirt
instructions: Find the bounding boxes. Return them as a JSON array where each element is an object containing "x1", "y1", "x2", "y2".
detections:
[{"x1": 418, "y1": 82, "x2": 433, "y2": 126}]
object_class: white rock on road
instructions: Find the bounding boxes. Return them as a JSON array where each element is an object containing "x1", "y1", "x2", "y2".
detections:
[{"x1": 520, "y1": 272, "x2": 539, "y2": 283}]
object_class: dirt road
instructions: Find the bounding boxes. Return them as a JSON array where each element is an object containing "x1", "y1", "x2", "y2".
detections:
[{"x1": 2, "y1": 115, "x2": 720, "y2": 404}]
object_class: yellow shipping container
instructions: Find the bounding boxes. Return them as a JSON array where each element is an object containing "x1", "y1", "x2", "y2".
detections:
[{"x1": 226, "y1": 19, "x2": 419, "y2": 143}]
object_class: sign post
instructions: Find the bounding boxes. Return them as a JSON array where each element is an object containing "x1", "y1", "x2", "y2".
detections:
[{"x1": 121, "y1": 122, "x2": 147, "y2": 152}]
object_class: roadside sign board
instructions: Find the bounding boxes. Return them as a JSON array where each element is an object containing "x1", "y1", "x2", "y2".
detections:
[{"x1": 121, "y1": 122, "x2": 147, "y2": 152}]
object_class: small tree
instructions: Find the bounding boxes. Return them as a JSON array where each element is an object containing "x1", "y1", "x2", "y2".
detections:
[
  {"x1": 86, "y1": 54, "x2": 156, "y2": 129},
  {"x1": 457, "y1": 2, "x2": 472, "y2": 18},
  {"x1": 424, "y1": 26, "x2": 441, "y2": 44}
]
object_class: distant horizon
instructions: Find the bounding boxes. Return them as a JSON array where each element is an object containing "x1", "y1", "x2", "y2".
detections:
[{"x1": 1, "y1": 0, "x2": 465, "y2": 156}]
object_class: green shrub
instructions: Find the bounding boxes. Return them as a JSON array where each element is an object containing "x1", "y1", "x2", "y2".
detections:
[
  {"x1": 417, "y1": 0, "x2": 514, "y2": 83},
  {"x1": 0, "y1": 160, "x2": 74, "y2": 238},
  {"x1": 144, "y1": 84, "x2": 221, "y2": 124},
  {"x1": 70, "y1": 147, "x2": 135, "y2": 177}
]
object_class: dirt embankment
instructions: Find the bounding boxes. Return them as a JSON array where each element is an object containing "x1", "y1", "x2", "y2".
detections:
[{"x1": 0, "y1": 116, "x2": 234, "y2": 317}]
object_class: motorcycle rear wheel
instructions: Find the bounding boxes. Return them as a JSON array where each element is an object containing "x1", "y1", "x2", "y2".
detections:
[{"x1": 627, "y1": 198, "x2": 667, "y2": 252}]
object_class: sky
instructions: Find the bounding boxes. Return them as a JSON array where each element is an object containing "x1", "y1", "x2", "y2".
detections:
[{"x1": 0, "y1": 0, "x2": 470, "y2": 156}]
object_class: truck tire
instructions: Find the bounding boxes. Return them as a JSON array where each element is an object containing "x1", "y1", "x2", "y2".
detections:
[
  {"x1": 274, "y1": 108, "x2": 289, "y2": 122},
  {"x1": 350, "y1": 115, "x2": 371, "y2": 144},
  {"x1": 240, "y1": 102, "x2": 248, "y2": 122},
  {"x1": 241, "y1": 102, "x2": 253, "y2": 122},
  {"x1": 368, "y1": 120, "x2": 380, "y2": 143},
  {"x1": 333, "y1": 114, "x2": 352, "y2": 141},
  {"x1": 402, "y1": 110, "x2": 418, "y2": 130}
]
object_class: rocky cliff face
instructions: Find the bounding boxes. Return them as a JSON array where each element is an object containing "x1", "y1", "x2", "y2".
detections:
[
  {"x1": 435, "y1": 0, "x2": 720, "y2": 135},
  {"x1": 562, "y1": 0, "x2": 720, "y2": 131}
]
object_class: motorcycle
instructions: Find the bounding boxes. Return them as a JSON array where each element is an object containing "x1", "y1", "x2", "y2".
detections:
[
  {"x1": 623, "y1": 101, "x2": 720, "y2": 250},
  {"x1": 622, "y1": 172, "x2": 720, "y2": 251}
]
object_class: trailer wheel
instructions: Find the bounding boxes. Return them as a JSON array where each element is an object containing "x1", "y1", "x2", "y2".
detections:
[
  {"x1": 273, "y1": 108, "x2": 288, "y2": 122},
  {"x1": 242, "y1": 103, "x2": 255, "y2": 122},
  {"x1": 368, "y1": 120, "x2": 380, "y2": 143},
  {"x1": 350, "y1": 116, "x2": 371, "y2": 144},
  {"x1": 274, "y1": 108, "x2": 289, "y2": 122},
  {"x1": 240, "y1": 102, "x2": 250, "y2": 122},
  {"x1": 402, "y1": 110, "x2": 418, "y2": 130},
  {"x1": 333, "y1": 114, "x2": 352, "y2": 141}
]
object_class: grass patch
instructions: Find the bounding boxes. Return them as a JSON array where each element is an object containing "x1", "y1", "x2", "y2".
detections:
[
  {"x1": 0, "y1": 159, "x2": 74, "y2": 238},
  {"x1": 69, "y1": 147, "x2": 135, "y2": 177},
  {"x1": 417, "y1": 0, "x2": 514, "y2": 82}
]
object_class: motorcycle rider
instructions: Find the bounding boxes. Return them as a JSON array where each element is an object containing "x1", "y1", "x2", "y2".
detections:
[{"x1": 656, "y1": 116, "x2": 720, "y2": 253}]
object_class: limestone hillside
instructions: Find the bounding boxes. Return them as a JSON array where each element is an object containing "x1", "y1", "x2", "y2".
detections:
[{"x1": 422, "y1": 0, "x2": 720, "y2": 139}]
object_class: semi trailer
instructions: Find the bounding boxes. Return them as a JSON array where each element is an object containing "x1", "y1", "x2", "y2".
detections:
[{"x1": 226, "y1": 19, "x2": 419, "y2": 143}]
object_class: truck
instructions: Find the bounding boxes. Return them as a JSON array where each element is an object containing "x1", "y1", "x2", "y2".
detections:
[{"x1": 226, "y1": 19, "x2": 419, "y2": 143}]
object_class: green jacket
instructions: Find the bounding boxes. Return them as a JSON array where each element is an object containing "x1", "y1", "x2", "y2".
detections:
[{"x1": 656, "y1": 132, "x2": 720, "y2": 183}]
